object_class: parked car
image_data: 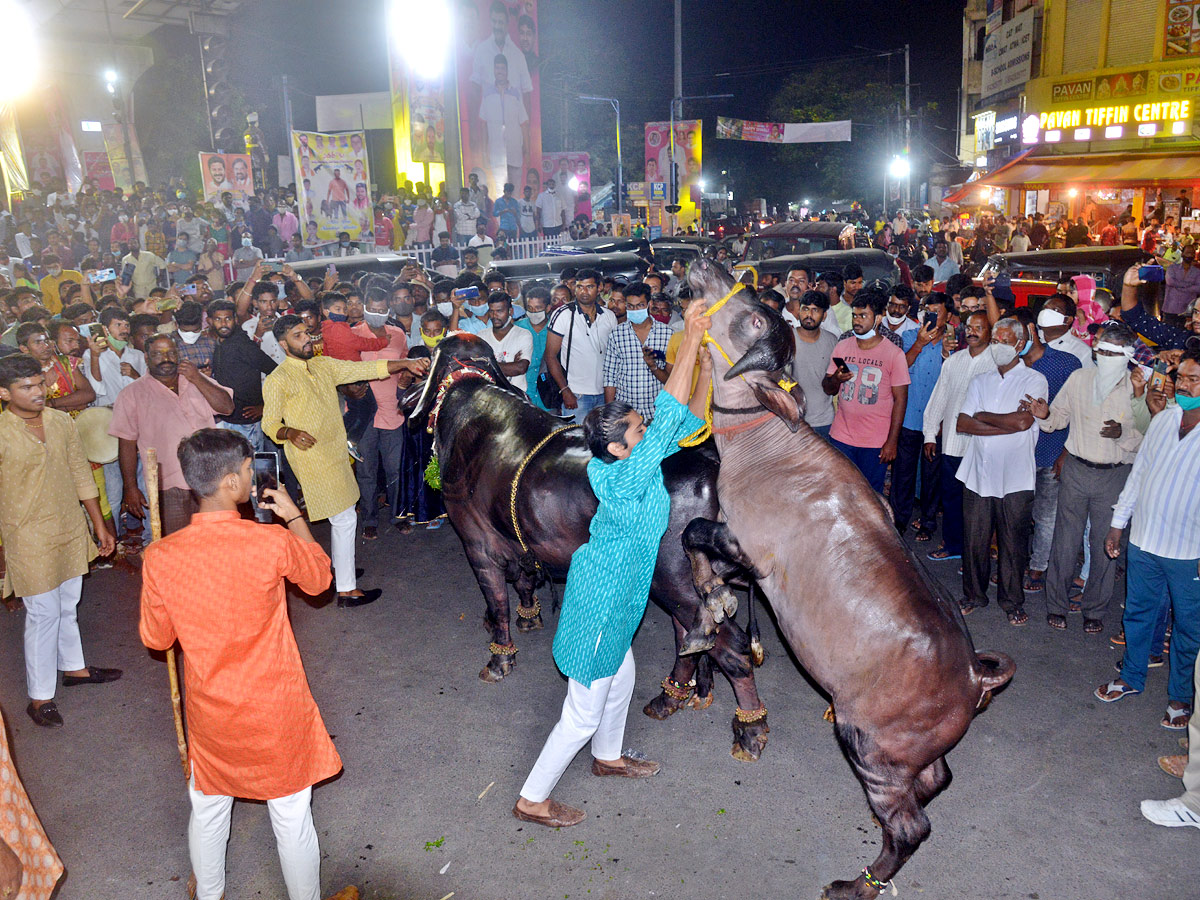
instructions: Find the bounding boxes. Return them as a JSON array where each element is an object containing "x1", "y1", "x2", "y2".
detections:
[
  {"x1": 543, "y1": 236, "x2": 654, "y2": 265},
  {"x1": 650, "y1": 237, "x2": 716, "y2": 267},
  {"x1": 733, "y1": 248, "x2": 900, "y2": 290},
  {"x1": 286, "y1": 251, "x2": 415, "y2": 283},
  {"x1": 976, "y1": 246, "x2": 1151, "y2": 308},
  {"x1": 740, "y1": 221, "x2": 865, "y2": 263},
  {"x1": 486, "y1": 251, "x2": 649, "y2": 288}
]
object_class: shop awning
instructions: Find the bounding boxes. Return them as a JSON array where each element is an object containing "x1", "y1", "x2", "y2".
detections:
[{"x1": 943, "y1": 150, "x2": 1200, "y2": 204}]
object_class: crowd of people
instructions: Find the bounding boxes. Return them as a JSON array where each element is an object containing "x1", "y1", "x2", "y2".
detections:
[{"x1": 2, "y1": 173, "x2": 1200, "y2": 899}]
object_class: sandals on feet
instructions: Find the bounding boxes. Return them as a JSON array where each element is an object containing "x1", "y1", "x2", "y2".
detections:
[
  {"x1": 959, "y1": 599, "x2": 987, "y2": 616},
  {"x1": 1084, "y1": 618, "x2": 1104, "y2": 634},
  {"x1": 913, "y1": 527, "x2": 933, "y2": 542},
  {"x1": 1162, "y1": 705, "x2": 1192, "y2": 730},
  {"x1": 1023, "y1": 571, "x2": 1045, "y2": 592},
  {"x1": 1047, "y1": 614, "x2": 1068, "y2": 630},
  {"x1": 1110, "y1": 630, "x2": 1126, "y2": 646},
  {"x1": 1095, "y1": 680, "x2": 1140, "y2": 703},
  {"x1": 1006, "y1": 609, "x2": 1029, "y2": 626},
  {"x1": 928, "y1": 546, "x2": 961, "y2": 561}
]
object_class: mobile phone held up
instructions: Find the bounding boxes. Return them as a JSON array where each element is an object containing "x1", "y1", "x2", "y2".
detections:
[
  {"x1": 454, "y1": 285, "x2": 481, "y2": 301},
  {"x1": 832, "y1": 356, "x2": 850, "y2": 374},
  {"x1": 253, "y1": 452, "x2": 279, "y2": 523},
  {"x1": 87, "y1": 268, "x2": 116, "y2": 284},
  {"x1": 923, "y1": 310, "x2": 939, "y2": 331}
]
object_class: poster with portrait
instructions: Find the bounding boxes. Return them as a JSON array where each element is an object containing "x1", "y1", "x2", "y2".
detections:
[
  {"x1": 644, "y1": 120, "x2": 702, "y2": 229},
  {"x1": 541, "y1": 151, "x2": 590, "y2": 220},
  {"x1": 82, "y1": 151, "x2": 115, "y2": 191},
  {"x1": 101, "y1": 123, "x2": 147, "y2": 189},
  {"x1": 456, "y1": 0, "x2": 543, "y2": 200},
  {"x1": 291, "y1": 130, "x2": 372, "y2": 244},
  {"x1": 409, "y1": 76, "x2": 446, "y2": 164},
  {"x1": 198, "y1": 152, "x2": 253, "y2": 209}
]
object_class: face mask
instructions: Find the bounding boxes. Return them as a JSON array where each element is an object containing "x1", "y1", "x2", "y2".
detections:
[
  {"x1": 856, "y1": 327, "x2": 877, "y2": 341},
  {"x1": 167, "y1": 208, "x2": 177, "y2": 216},
  {"x1": 392, "y1": 301, "x2": 414, "y2": 318},
  {"x1": 275, "y1": 284, "x2": 287, "y2": 300},
  {"x1": 467, "y1": 302, "x2": 489, "y2": 317},
  {"x1": 650, "y1": 312, "x2": 671, "y2": 324},
  {"x1": 418, "y1": 199, "x2": 427, "y2": 207},
  {"x1": 326, "y1": 312, "x2": 348, "y2": 323},
  {"x1": 363, "y1": 311, "x2": 388, "y2": 327},
  {"x1": 49, "y1": 267, "x2": 62, "y2": 277},
  {"x1": 340, "y1": 240, "x2": 350, "y2": 247},
  {"x1": 625, "y1": 308, "x2": 649, "y2": 324},
  {"x1": 422, "y1": 330, "x2": 445, "y2": 348},
  {"x1": 526, "y1": 309, "x2": 546, "y2": 325},
  {"x1": 437, "y1": 301, "x2": 454, "y2": 317},
  {"x1": 177, "y1": 329, "x2": 202, "y2": 345},
  {"x1": 492, "y1": 315, "x2": 512, "y2": 330},
  {"x1": 106, "y1": 335, "x2": 128, "y2": 352},
  {"x1": 241, "y1": 237, "x2": 253, "y2": 247},
  {"x1": 1176, "y1": 393, "x2": 1200, "y2": 411},
  {"x1": 118, "y1": 215, "x2": 128, "y2": 223},
  {"x1": 884, "y1": 313, "x2": 907, "y2": 327},
  {"x1": 1018, "y1": 339, "x2": 1033, "y2": 357},
  {"x1": 1037, "y1": 308, "x2": 1070, "y2": 328},
  {"x1": 989, "y1": 342, "x2": 1018, "y2": 366}
]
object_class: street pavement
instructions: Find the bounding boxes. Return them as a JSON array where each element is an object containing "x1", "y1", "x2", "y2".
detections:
[{"x1": 0, "y1": 519, "x2": 1192, "y2": 900}]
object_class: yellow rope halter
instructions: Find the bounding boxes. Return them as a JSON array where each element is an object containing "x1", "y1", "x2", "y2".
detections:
[{"x1": 678, "y1": 282, "x2": 797, "y2": 447}]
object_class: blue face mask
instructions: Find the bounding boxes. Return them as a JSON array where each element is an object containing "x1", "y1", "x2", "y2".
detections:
[
  {"x1": 626, "y1": 307, "x2": 649, "y2": 324},
  {"x1": 1176, "y1": 393, "x2": 1200, "y2": 411},
  {"x1": 467, "y1": 303, "x2": 489, "y2": 317},
  {"x1": 1018, "y1": 339, "x2": 1033, "y2": 357},
  {"x1": 326, "y1": 312, "x2": 347, "y2": 323}
]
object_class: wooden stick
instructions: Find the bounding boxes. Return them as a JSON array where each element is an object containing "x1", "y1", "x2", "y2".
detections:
[{"x1": 147, "y1": 448, "x2": 188, "y2": 781}]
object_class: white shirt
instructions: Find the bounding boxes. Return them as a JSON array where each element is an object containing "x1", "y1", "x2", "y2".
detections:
[
  {"x1": 536, "y1": 189, "x2": 565, "y2": 229},
  {"x1": 1047, "y1": 332, "x2": 1095, "y2": 368},
  {"x1": 242, "y1": 316, "x2": 286, "y2": 364},
  {"x1": 929, "y1": 257, "x2": 959, "y2": 282},
  {"x1": 549, "y1": 304, "x2": 618, "y2": 395},
  {"x1": 956, "y1": 364, "x2": 1048, "y2": 497},
  {"x1": 1009, "y1": 233, "x2": 1030, "y2": 252},
  {"x1": 518, "y1": 199, "x2": 537, "y2": 234},
  {"x1": 83, "y1": 346, "x2": 148, "y2": 407},
  {"x1": 479, "y1": 324, "x2": 534, "y2": 395},
  {"x1": 468, "y1": 234, "x2": 495, "y2": 248},
  {"x1": 453, "y1": 200, "x2": 480, "y2": 237},
  {"x1": 1111, "y1": 406, "x2": 1200, "y2": 559},
  {"x1": 470, "y1": 33, "x2": 533, "y2": 95},
  {"x1": 922, "y1": 346, "x2": 997, "y2": 457},
  {"x1": 479, "y1": 83, "x2": 528, "y2": 163}
]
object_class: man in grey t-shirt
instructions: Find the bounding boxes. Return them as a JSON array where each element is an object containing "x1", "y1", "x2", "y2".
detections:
[{"x1": 790, "y1": 290, "x2": 839, "y2": 438}]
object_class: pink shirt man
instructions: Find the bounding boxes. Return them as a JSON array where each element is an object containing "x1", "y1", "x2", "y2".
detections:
[
  {"x1": 353, "y1": 322, "x2": 408, "y2": 430},
  {"x1": 825, "y1": 335, "x2": 911, "y2": 449}
]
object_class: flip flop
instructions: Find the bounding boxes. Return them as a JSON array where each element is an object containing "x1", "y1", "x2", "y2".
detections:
[
  {"x1": 913, "y1": 528, "x2": 933, "y2": 542},
  {"x1": 959, "y1": 599, "x2": 987, "y2": 616},
  {"x1": 1095, "y1": 680, "x2": 1140, "y2": 703},
  {"x1": 1160, "y1": 755, "x2": 1188, "y2": 778},
  {"x1": 1162, "y1": 705, "x2": 1192, "y2": 731},
  {"x1": 927, "y1": 546, "x2": 961, "y2": 561},
  {"x1": 1007, "y1": 609, "x2": 1029, "y2": 626},
  {"x1": 1084, "y1": 618, "x2": 1104, "y2": 634},
  {"x1": 1047, "y1": 614, "x2": 1067, "y2": 630},
  {"x1": 1023, "y1": 571, "x2": 1044, "y2": 592}
]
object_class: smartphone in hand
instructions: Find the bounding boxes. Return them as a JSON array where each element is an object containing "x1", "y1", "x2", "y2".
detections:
[
  {"x1": 832, "y1": 356, "x2": 850, "y2": 373},
  {"x1": 253, "y1": 452, "x2": 279, "y2": 523}
]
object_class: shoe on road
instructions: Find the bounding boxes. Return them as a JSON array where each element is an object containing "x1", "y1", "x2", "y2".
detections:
[{"x1": 1140, "y1": 797, "x2": 1200, "y2": 828}]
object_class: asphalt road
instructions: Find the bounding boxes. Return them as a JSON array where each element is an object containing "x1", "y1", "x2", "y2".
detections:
[{"x1": 0, "y1": 520, "x2": 1191, "y2": 900}]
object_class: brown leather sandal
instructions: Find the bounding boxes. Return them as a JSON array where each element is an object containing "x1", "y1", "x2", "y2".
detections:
[{"x1": 512, "y1": 798, "x2": 585, "y2": 828}]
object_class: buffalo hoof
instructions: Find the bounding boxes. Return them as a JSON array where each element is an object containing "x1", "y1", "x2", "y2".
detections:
[
  {"x1": 479, "y1": 655, "x2": 515, "y2": 683},
  {"x1": 820, "y1": 878, "x2": 877, "y2": 900},
  {"x1": 678, "y1": 630, "x2": 717, "y2": 656},
  {"x1": 704, "y1": 584, "x2": 739, "y2": 619},
  {"x1": 515, "y1": 613, "x2": 544, "y2": 633},
  {"x1": 730, "y1": 716, "x2": 769, "y2": 762},
  {"x1": 643, "y1": 690, "x2": 687, "y2": 720},
  {"x1": 686, "y1": 692, "x2": 714, "y2": 711}
]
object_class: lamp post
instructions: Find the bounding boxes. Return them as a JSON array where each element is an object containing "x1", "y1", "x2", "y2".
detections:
[{"x1": 579, "y1": 95, "x2": 621, "y2": 214}]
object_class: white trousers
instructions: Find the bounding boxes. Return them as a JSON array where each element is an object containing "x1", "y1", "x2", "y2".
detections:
[
  {"x1": 23, "y1": 576, "x2": 85, "y2": 701},
  {"x1": 520, "y1": 648, "x2": 635, "y2": 803},
  {"x1": 188, "y1": 769, "x2": 321, "y2": 900},
  {"x1": 328, "y1": 504, "x2": 357, "y2": 593}
]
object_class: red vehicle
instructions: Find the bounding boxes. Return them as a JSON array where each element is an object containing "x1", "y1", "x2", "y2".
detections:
[{"x1": 974, "y1": 246, "x2": 1148, "y2": 308}]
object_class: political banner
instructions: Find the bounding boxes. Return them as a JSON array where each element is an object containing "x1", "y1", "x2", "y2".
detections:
[
  {"x1": 455, "y1": 0, "x2": 543, "y2": 198},
  {"x1": 716, "y1": 116, "x2": 852, "y2": 143},
  {"x1": 101, "y1": 123, "x2": 147, "y2": 189},
  {"x1": 291, "y1": 130, "x2": 372, "y2": 244},
  {"x1": 198, "y1": 152, "x2": 254, "y2": 209},
  {"x1": 82, "y1": 151, "x2": 115, "y2": 191},
  {"x1": 541, "y1": 151, "x2": 590, "y2": 220},
  {"x1": 409, "y1": 76, "x2": 446, "y2": 164},
  {"x1": 645, "y1": 119, "x2": 701, "y2": 229}
]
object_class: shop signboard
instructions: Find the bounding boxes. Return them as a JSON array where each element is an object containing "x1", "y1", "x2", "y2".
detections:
[
  {"x1": 981, "y1": 6, "x2": 1037, "y2": 99},
  {"x1": 1025, "y1": 99, "x2": 1193, "y2": 143},
  {"x1": 1164, "y1": 0, "x2": 1200, "y2": 59}
]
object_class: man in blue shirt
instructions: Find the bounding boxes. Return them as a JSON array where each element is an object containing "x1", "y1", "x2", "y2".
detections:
[
  {"x1": 492, "y1": 182, "x2": 522, "y2": 241},
  {"x1": 892, "y1": 292, "x2": 950, "y2": 536},
  {"x1": 1016, "y1": 306, "x2": 1081, "y2": 592}
]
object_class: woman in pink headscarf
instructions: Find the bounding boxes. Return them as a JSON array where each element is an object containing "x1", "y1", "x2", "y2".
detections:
[{"x1": 1070, "y1": 274, "x2": 1106, "y2": 344}]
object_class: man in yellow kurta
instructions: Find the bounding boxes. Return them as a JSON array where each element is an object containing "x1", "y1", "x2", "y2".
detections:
[
  {"x1": 262, "y1": 315, "x2": 428, "y2": 607},
  {"x1": 0, "y1": 355, "x2": 118, "y2": 729}
]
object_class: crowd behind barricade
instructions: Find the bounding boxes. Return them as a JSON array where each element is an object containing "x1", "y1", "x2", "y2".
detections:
[{"x1": 1, "y1": 173, "x2": 1200, "y2": 898}]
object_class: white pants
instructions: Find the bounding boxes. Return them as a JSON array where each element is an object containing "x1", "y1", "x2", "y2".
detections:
[
  {"x1": 328, "y1": 504, "x2": 357, "y2": 593},
  {"x1": 520, "y1": 648, "x2": 635, "y2": 803},
  {"x1": 24, "y1": 576, "x2": 85, "y2": 701},
  {"x1": 188, "y1": 769, "x2": 321, "y2": 900}
]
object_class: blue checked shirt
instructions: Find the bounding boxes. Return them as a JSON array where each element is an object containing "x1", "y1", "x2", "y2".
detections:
[
  {"x1": 1111, "y1": 405, "x2": 1200, "y2": 559},
  {"x1": 1029, "y1": 346, "x2": 1081, "y2": 469},
  {"x1": 602, "y1": 321, "x2": 674, "y2": 421}
]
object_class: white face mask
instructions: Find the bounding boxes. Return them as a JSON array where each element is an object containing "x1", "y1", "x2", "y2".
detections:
[
  {"x1": 1037, "y1": 308, "x2": 1070, "y2": 329},
  {"x1": 989, "y1": 342, "x2": 1018, "y2": 366},
  {"x1": 437, "y1": 301, "x2": 454, "y2": 317},
  {"x1": 178, "y1": 329, "x2": 202, "y2": 345},
  {"x1": 493, "y1": 315, "x2": 512, "y2": 330},
  {"x1": 241, "y1": 237, "x2": 253, "y2": 247},
  {"x1": 526, "y1": 309, "x2": 546, "y2": 325},
  {"x1": 884, "y1": 313, "x2": 907, "y2": 327}
]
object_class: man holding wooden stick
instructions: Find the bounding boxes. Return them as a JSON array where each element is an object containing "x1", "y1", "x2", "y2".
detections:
[{"x1": 139, "y1": 428, "x2": 347, "y2": 900}]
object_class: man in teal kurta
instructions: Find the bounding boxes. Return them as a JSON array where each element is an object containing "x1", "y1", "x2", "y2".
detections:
[{"x1": 513, "y1": 299, "x2": 711, "y2": 829}]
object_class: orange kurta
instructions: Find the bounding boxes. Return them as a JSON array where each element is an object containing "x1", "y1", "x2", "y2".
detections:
[
  {"x1": 0, "y1": 710, "x2": 64, "y2": 899},
  {"x1": 139, "y1": 510, "x2": 340, "y2": 800}
]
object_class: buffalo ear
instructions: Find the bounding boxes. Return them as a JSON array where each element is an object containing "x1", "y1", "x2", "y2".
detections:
[{"x1": 749, "y1": 375, "x2": 802, "y2": 432}]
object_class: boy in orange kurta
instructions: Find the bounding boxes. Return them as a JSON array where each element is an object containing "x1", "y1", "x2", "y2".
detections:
[{"x1": 139, "y1": 428, "x2": 342, "y2": 900}]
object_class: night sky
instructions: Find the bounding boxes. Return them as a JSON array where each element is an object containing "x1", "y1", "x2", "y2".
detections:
[{"x1": 221, "y1": 0, "x2": 966, "y2": 199}]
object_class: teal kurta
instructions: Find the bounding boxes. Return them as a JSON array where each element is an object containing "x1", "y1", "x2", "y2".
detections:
[{"x1": 552, "y1": 392, "x2": 704, "y2": 686}]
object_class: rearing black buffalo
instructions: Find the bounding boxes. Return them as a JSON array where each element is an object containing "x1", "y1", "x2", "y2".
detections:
[{"x1": 401, "y1": 333, "x2": 771, "y2": 760}]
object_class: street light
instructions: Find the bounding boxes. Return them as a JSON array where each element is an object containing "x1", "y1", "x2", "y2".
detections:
[
  {"x1": 388, "y1": 0, "x2": 456, "y2": 195},
  {"x1": 889, "y1": 156, "x2": 910, "y2": 180},
  {"x1": 698, "y1": 179, "x2": 707, "y2": 193},
  {"x1": 104, "y1": 69, "x2": 117, "y2": 95},
  {"x1": 579, "y1": 95, "x2": 622, "y2": 214},
  {"x1": 388, "y1": 0, "x2": 452, "y2": 80},
  {"x1": 0, "y1": 1, "x2": 37, "y2": 101}
]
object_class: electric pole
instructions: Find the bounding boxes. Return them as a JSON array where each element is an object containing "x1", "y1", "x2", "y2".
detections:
[{"x1": 904, "y1": 43, "x2": 911, "y2": 209}]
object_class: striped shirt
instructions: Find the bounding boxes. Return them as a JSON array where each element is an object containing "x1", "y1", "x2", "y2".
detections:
[
  {"x1": 602, "y1": 320, "x2": 674, "y2": 421},
  {"x1": 1111, "y1": 406, "x2": 1200, "y2": 559},
  {"x1": 922, "y1": 347, "x2": 997, "y2": 457}
]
